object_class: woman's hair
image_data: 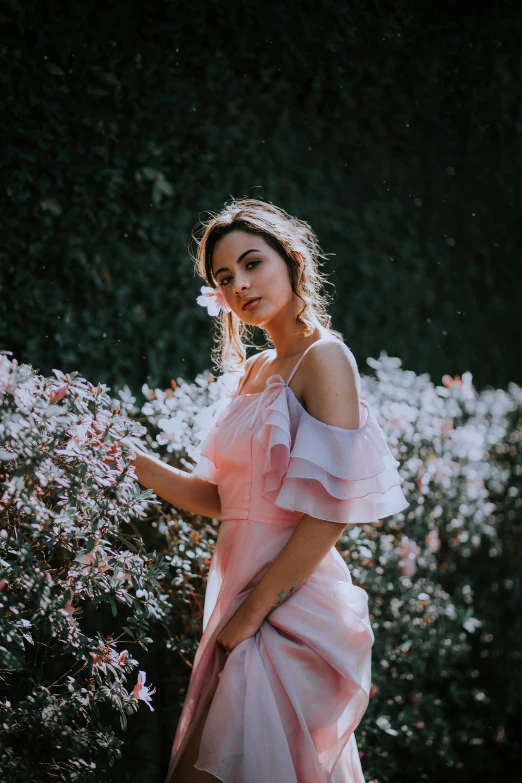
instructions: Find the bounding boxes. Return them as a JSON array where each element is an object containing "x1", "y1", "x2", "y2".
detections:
[{"x1": 190, "y1": 197, "x2": 344, "y2": 374}]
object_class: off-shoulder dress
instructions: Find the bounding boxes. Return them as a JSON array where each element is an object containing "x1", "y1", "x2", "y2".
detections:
[{"x1": 164, "y1": 336, "x2": 409, "y2": 783}]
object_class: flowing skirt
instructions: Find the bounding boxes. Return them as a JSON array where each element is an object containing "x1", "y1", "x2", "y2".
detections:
[{"x1": 164, "y1": 519, "x2": 374, "y2": 783}]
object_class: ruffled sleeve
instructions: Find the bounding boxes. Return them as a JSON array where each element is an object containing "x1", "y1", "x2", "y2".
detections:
[
  {"x1": 259, "y1": 395, "x2": 409, "y2": 525},
  {"x1": 191, "y1": 429, "x2": 219, "y2": 484}
]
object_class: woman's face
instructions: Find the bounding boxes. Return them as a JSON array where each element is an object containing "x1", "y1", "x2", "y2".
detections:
[{"x1": 211, "y1": 230, "x2": 295, "y2": 325}]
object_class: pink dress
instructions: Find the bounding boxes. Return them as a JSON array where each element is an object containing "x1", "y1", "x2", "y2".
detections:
[{"x1": 165, "y1": 337, "x2": 409, "y2": 783}]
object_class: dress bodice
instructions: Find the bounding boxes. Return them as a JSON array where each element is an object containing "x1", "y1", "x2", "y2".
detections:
[
  {"x1": 192, "y1": 338, "x2": 409, "y2": 526},
  {"x1": 211, "y1": 381, "x2": 321, "y2": 524}
]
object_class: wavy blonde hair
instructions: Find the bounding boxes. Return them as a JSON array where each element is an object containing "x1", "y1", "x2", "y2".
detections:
[{"x1": 190, "y1": 197, "x2": 344, "y2": 374}]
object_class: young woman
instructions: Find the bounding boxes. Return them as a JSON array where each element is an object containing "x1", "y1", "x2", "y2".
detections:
[{"x1": 127, "y1": 198, "x2": 409, "y2": 783}]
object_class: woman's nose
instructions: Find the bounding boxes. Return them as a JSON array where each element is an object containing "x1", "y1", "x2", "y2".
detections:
[{"x1": 233, "y1": 280, "x2": 250, "y2": 295}]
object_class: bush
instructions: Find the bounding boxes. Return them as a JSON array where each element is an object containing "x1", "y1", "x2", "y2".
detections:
[
  {"x1": 134, "y1": 353, "x2": 521, "y2": 783},
  {"x1": 0, "y1": 353, "x2": 168, "y2": 781},
  {"x1": 1, "y1": 350, "x2": 520, "y2": 781}
]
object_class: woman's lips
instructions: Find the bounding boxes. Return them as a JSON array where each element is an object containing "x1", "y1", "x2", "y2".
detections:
[{"x1": 242, "y1": 298, "x2": 262, "y2": 311}]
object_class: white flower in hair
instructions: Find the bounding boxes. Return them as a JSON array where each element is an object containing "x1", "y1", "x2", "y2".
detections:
[{"x1": 196, "y1": 285, "x2": 232, "y2": 316}]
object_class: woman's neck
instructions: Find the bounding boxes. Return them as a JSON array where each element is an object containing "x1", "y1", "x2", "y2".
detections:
[{"x1": 267, "y1": 326, "x2": 329, "y2": 361}]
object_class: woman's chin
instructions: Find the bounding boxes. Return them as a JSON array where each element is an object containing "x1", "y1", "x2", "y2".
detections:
[{"x1": 239, "y1": 300, "x2": 266, "y2": 320}]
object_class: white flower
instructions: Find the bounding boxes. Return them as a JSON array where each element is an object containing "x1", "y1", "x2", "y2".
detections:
[
  {"x1": 196, "y1": 285, "x2": 231, "y2": 316},
  {"x1": 463, "y1": 617, "x2": 482, "y2": 633},
  {"x1": 59, "y1": 416, "x2": 94, "y2": 454},
  {"x1": 376, "y1": 715, "x2": 399, "y2": 736},
  {"x1": 132, "y1": 670, "x2": 156, "y2": 711},
  {"x1": 0, "y1": 355, "x2": 17, "y2": 397},
  {"x1": 42, "y1": 705, "x2": 57, "y2": 726},
  {"x1": 157, "y1": 414, "x2": 187, "y2": 447}
]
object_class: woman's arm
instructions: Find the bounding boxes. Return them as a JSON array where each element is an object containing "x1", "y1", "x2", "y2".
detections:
[
  {"x1": 124, "y1": 449, "x2": 222, "y2": 520},
  {"x1": 217, "y1": 513, "x2": 346, "y2": 654},
  {"x1": 216, "y1": 514, "x2": 346, "y2": 655},
  {"x1": 245, "y1": 513, "x2": 344, "y2": 618}
]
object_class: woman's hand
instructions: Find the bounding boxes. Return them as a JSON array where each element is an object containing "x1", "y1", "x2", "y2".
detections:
[{"x1": 216, "y1": 600, "x2": 265, "y2": 656}]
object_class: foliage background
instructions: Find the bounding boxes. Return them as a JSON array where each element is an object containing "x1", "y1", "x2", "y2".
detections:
[{"x1": 2, "y1": 0, "x2": 522, "y2": 394}]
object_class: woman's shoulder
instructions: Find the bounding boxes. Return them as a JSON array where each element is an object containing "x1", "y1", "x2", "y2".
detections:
[
  {"x1": 301, "y1": 337, "x2": 359, "y2": 380},
  {"x1": 297, "y1": 338, "x2": 361, "y2": 428}
]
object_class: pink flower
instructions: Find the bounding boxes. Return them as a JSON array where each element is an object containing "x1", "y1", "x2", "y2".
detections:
[
  {"x1": 119, "y1": 650, "x2": 129, "y2": 664},
  {"x1": 399, "y1": 535, "x2": 421, "y2": 577},
  {"x1": 132, "y1": 670, "x2": 156, "y2": 711},
  {"x1": 76, "y1": 547, "x2": 110, "y2": 573},
  {"x1": 196, "y1": 285, "x2": 231, "y2": 316},
  {"x1": 426, "y1": 528, "x2": 441, "y2": 553},
  {"x1": 49, "y1": 383, "x2": 69, "y2": 404},
  {"x1": 62, "y1": 589, "x2": 80, "y2": 625},
  {"x1": 416, "y1": 721, "x2": 425, "y2": 729},
  {"x1": 0, "y1": 579, "x2": 7, "y2": 591},
  {"x1": 369, "y1": 683, "x2": 379, "y2": 698}
]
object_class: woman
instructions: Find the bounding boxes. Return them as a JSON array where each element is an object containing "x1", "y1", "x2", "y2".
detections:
[{"x1": 127, "y1": 198, "x2": 409, "y2": 783}]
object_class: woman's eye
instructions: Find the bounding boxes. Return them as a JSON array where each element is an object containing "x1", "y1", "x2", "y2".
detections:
[{"x1": 220, "y1": 259, "x2": 260, "y2": 286}]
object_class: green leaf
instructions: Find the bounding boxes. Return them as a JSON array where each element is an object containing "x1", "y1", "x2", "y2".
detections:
[
  {"x1": 0, "y1": 647, "x2": 24, "y2": 670},
  {"x1": 46, "y1": 63, "x2": 64, "y2": 76}
]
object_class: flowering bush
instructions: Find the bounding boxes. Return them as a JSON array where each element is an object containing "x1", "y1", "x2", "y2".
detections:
[
  {"x1": 1, "y1": 350, "x2": 520, "y2": 782},
  {"x1": 0, "y1": 353, "x2": 169, "y2": 781},
  {"x1": 130, "y1": 353, "x2": 521, "y2": 783},
  {"x1": 335, "y1": 358, "x2": 521, "y2": 782}
]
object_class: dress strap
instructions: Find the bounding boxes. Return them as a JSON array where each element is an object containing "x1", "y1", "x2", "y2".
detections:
[{"x1": 285, "y1": 337, "x2": 333, "y2": 386}]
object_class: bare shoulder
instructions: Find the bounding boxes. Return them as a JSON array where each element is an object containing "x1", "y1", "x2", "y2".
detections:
[
  {"x1": 304, "y1": 339, "x2": 359, "y2": 382},
  {"x1": 299, "y1": 340, "x2": 361, "y2": 429}
]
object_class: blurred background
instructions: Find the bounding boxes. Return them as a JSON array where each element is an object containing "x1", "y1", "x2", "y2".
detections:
[
  {"x1": 2, "y1": 0, "x2": 521, "y2": 396},
  {"x1": 2, "y1": 2, "x2": 522, "y2": 782}
]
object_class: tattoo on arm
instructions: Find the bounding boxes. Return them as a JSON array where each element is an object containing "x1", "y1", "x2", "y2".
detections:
[{"x1": 269, "y1": 584, "x2": 301, "y2": 613}]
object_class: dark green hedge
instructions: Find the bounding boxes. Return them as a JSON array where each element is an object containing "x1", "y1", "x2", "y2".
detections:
[{"x1": 2, "y1": 0, "x2": 521, "y2": 396}]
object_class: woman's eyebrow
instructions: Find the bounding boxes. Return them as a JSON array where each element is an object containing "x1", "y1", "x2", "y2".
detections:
[{"x1": 214, "y1": 248, "x2": 261, "y2": 277}]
